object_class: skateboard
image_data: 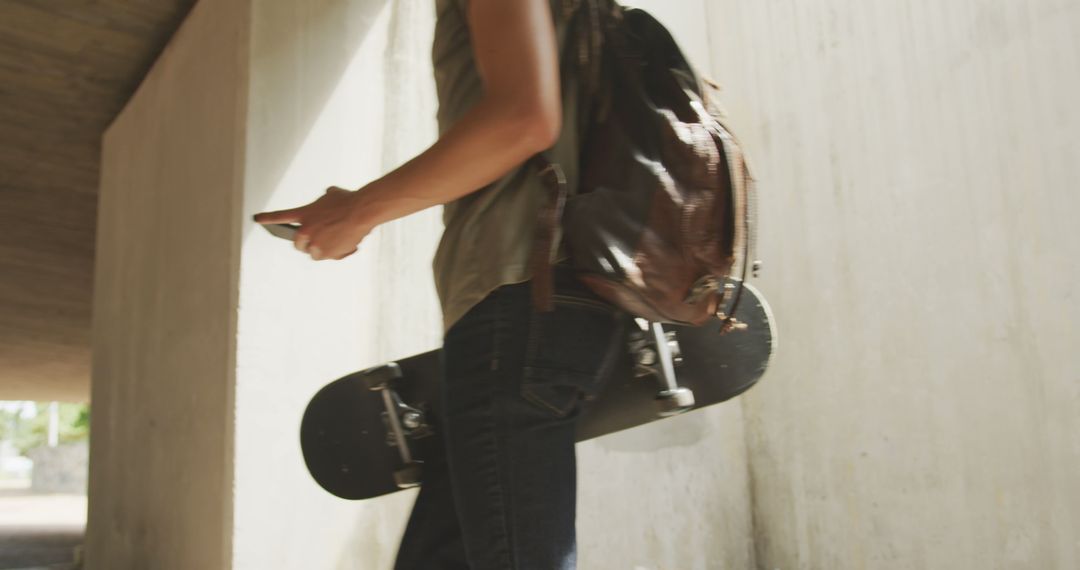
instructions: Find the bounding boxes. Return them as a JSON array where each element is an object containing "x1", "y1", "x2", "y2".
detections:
[{"x1": 299, "y1": 283, "x2": 776, "y2": 500}]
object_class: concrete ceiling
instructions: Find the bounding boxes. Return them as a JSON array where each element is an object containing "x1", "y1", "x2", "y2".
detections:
[{"x1": 0, "y1": 0, "x2": 196, "y2": 402}]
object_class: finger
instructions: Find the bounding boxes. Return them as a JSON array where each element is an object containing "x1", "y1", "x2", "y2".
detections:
[
  {"x1": 253, "y1": 208, "x2": 304, "y2": 224},
  {"x1": 333, "y1": 247, "x2": 358, "y2": 260},
  {"x1": 294, "y1": 231, "x2": 312, "y2": 253},
  {"x1": 309, "y1": 245, "x2": 324, "y2": 260}
]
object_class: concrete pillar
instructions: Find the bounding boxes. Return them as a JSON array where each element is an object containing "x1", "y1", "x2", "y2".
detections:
[{"x1": 88, "y1": 0, "x2": 249, "y2": 567}]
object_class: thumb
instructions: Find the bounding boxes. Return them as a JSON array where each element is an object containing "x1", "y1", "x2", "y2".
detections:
[{"x1": 253, "y1": 207, "x2": 303, "y2": 224}]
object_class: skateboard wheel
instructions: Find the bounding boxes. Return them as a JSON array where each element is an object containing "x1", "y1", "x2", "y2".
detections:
[
  {"x1": 637, "y1": 348, "x2": 657, "y2": 367},
  {"x1": 665, "y1": 335, "x2": 682, "y2": 364},
  {"x1": 394, "y1": 462, "x2": 423, "y2": 489},
  {"x1": 665, "y1": 341, "x2": 682, "y2": 362},
  {"x1": 401, "y1": 411, "x2": 424, "y2": 430},
  {"x1": 656, "y1": 387, "x2": 695, "y2": 416}
]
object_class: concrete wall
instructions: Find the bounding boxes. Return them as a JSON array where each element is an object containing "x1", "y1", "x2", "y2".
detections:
[
  {"x1": 87, "y1": 0, "x2": 249, "y2": 567},
  {"x1": 703, "y1": 1, "x2": 1080, "y2": 568},
  {"x1": 28, "y1": 442, "x2": 88, "y2": 494},
  {"x1": 234, "y1": 1, "x2": 436, "y2": 568}
]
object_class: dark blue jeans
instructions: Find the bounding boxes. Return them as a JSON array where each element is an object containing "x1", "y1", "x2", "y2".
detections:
[{"x1": 394, "y1": 265, "x2": 626, "y2": 570}]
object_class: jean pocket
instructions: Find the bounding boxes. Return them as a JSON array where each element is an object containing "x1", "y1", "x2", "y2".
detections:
[{"x1": 520, "y1": 293, "x2": 624, "y2": 418}]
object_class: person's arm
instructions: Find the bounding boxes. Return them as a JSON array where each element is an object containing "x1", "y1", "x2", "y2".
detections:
[
  {"x1": 355, "y1": 0, "x2": 562, "y2": 223},
  {"x1": 253, "y1": 0, "x2": 562, "y2": 260}
]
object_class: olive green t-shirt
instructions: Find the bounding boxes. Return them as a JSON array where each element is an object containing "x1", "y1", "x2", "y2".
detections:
[{"x1": 432, "y1": 0, "x2": 582, "y2": 333}]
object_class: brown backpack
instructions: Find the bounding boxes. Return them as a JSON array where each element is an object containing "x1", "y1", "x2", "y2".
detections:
[{"x1": 531, "y1": 0, "x2": 759, "y2": 333}]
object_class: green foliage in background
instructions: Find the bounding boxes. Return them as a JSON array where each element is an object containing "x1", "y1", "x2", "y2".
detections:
[{"x1": 0, "y1": 402, "x2": 90, "y2": 456}]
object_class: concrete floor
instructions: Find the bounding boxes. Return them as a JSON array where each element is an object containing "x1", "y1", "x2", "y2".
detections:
[{"x1": 0, "y1": 482, "x2": 84, "y2": 569}]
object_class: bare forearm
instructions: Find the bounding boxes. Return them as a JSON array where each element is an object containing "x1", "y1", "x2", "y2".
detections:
[{"x1": 351, "y1": 96, "x2": 558, "y2": 229}]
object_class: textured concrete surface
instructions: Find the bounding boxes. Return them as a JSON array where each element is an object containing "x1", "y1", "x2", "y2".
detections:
[
  {"x1": 27, "y1": 444, "x2": 87, "y2": 495},
  {"x1": 235, "y1": 1, "x2": 425, "y2": 568},
  {"x1": 0, "y1": 483, "x2": 84, "y2": 569},
  {"x1": 0, "y1": 0, "x2": 197, "y2": 404},
  {"x1": 0, "y1": 527, "x2": 81, "y2": 570},
  {"x1": 704, "y1": 1, "x2": 1080, "y2": 568},
  {"x1": 86, "y1": 0, "x2": 249, "y2": 567}
]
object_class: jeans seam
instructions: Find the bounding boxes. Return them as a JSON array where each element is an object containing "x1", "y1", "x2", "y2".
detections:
[
  {"x1": 521, "y1": 375, "x2": 575, "y2": 418},
  {"x1": 595, "y1": 312, "x2": 626, "y2": 386},
  {"x1": 492, "y1": 286, "x2": 517, "y2": 568}
]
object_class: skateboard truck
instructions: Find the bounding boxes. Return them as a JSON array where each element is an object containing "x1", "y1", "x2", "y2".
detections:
[
  {"x1": 360, "y1": 363, "x2": 424, "y2": 489},
  {"x1": 378, "y1": 391, "x2": 432, "y2": 446},
  {"x1": 648, "y1": 322, "x2": 695, "y2": 416},
  {"x1": 629, "y1": 321, "x2": 695, "y2": 417},
  {"x1": 630, "y1": 330, "x2": 682, "y2": 371}
]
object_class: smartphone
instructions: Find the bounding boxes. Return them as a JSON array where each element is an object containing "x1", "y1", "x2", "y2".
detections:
[{"x1": 261, "y1": 223, "x2": 301, "y2": 241}]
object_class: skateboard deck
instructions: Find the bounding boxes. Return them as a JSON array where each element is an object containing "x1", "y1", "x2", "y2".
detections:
[{"x1": 300, "y1": 283, "x2": 775, "y2": 500}]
